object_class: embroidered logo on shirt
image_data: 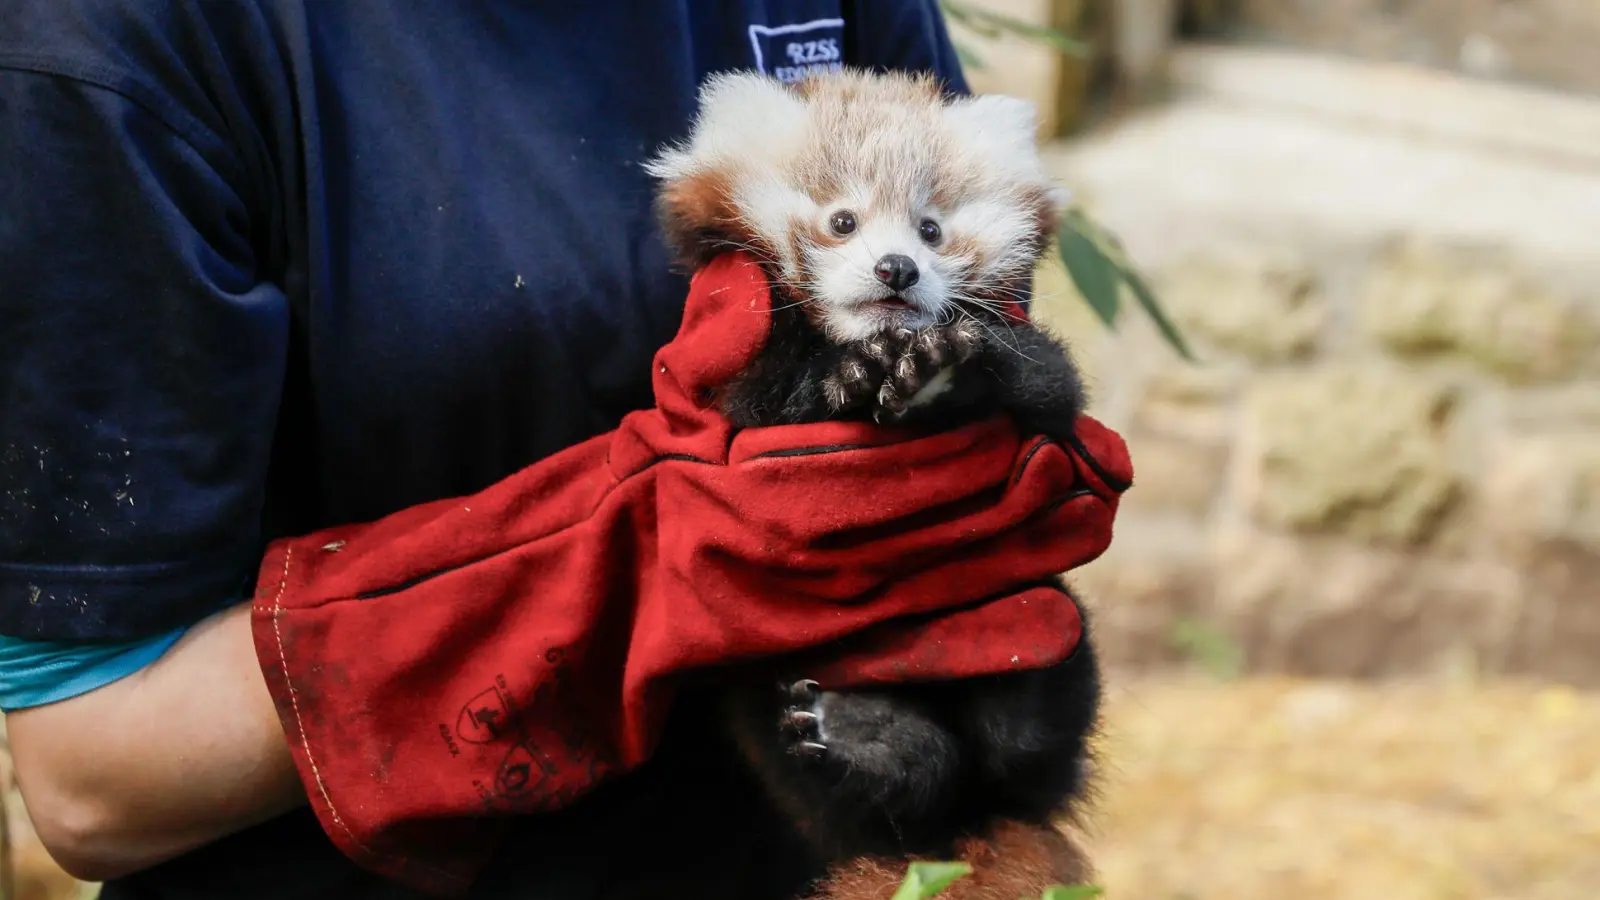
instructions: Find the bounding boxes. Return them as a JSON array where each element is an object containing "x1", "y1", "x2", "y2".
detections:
[{"x1": 748, "y1": 18, "x2": 845, "y2": 83}]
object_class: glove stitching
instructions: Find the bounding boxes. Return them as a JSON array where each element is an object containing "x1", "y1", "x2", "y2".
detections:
[
  {"x1": 270, "y1": 544, "x2": 467, "y2": 888},
  {"x1": 605, "y1": 447, "x2": 715, "y2": 481},
  {"x1": 1062, "y1": 431, "x2": 1132, "y2": 493},
  {"x1": 1010, "y1": 436, "x2": 1056, "y2": 489},
  {"x1": 746, "y1": 442, "x2": 879, "y2": 459}
]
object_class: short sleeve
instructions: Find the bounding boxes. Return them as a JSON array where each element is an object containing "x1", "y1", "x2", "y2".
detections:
[
  {"x1": 842, "y1": 0, "x2": 971, "y2": 94},
  {"x1": 0, "y1": 626, "x2": 190, "y2": 711},
  {"x1": 0, "y1": 65, "x2": 288, "y2": 642}
]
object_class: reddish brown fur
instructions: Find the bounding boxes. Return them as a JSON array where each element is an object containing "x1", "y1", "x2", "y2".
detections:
[
  {"x1": 648, "y1": 68, "x2": 1070, "y2": 348},
  {"x1": 801, "y1": 167, "x2": 846, "y2": 206},
  {"x1": 655, "y1": 168, "x2": 766, "y2": 269},
  {"x1": 795, "y1": 216, "x2": 844, "y2": 251},
  {"x1": 940, "y1": 233, "x2": 983, "y2": 264},
  {"x1": 806, "y1": 820, "x2": 1094, "y2": 900},
  {"x1": 1021, "y1": 184, "x2": 1062, "y2": 255},
  {"x1": 785, "y1": 72, "x2": 954, "y2": 219}
]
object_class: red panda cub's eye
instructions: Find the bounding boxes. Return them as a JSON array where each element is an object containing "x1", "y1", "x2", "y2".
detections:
[
  {"x1": 829, "y1": 211, "x2": 857, "y2": 236},
  {"x1": 919, "y1": 218, "x2": 942, "y2": 244}
]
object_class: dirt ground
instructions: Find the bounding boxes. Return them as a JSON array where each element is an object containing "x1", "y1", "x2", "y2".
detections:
[
  {"x1": 1075, "y1": 673, "x2": 1600, "y2": 900},
  {"x1": 7, "y1": 674, "x2": 1597, "y2": 900}
]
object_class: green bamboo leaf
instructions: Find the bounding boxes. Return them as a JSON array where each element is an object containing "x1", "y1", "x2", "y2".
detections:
[
  {"x1": 1057, "y1": 226, "x2": 1121, "y2": 329},
  {"x1": 971, "y1": 12, "x2": 1091, "y2": 57},
  {"x1": 1063, "y1": 209, "x2": 1126, "y2": 265},
  {"x1": 1040, "y1": 885, "x2": 1106, "y2": 900},
  {"x1": 939, "y1": 1, "x2": 1006, "y2": 38},
  {"x1": 1058, "y1": 206, "x2": 1195, "y2": 362},
  {"x1": 891, "y1": 861, "x2": 973, "y2": 900},
  {"x1": 939, "y1": 1, "x2": 1091, "y2": 57},
  {"x1": 1121, "y1": 264, "x2": 1198, "y2": 362}
]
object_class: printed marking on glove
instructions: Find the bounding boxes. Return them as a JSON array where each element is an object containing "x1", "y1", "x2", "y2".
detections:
[
  {"x1": 456, "y1": 685, "x2": 511, "y2": 744},
  {"x1": 471, "y1": 779, "x2": 495, "y2": 812},
  {"x1": 452, "y1": 652, "x2": 626, "y2": 811},
  {"x1": 495, "y1": 741, "x2": 557, "y2": 799}
]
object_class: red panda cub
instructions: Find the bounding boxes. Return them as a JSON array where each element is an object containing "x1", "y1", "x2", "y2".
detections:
[
  {"x1": 637, "y1": 69, "x2": 1102, "y2": 900},
  {"x1": 647, "y1": 67, "x2": 1089, "y2": 442}
]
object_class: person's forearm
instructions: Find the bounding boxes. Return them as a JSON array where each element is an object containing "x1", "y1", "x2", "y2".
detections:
[{"x1": 6, "y1": 600, "x2": 308, "y2": 881}]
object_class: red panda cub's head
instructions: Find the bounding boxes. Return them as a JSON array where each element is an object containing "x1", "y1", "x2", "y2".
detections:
[{"x1": 645, "y1": 68, "x2": 1072, "y2": 343}]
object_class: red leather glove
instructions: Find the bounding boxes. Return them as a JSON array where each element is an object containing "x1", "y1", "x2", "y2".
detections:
[{"x1": 249, "y1": 251, "x2": 1132, "y2": 897}]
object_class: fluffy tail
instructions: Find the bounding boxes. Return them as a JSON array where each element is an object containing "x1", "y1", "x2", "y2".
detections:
[{"x1": 806, "y1": 819, "x2": 1094, "y2": 900}]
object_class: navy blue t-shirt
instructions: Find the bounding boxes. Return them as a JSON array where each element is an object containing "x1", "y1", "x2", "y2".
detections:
[
  {"x1": 0, "y1": 0, "x2": 967, "y2": 643},
  {"x1": 0, "y1": 0, "x2": 967, "y2": 895}
]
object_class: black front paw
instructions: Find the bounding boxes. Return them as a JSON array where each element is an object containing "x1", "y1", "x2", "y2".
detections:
[
  {"x1": 780, "y1": 679, "x2": 828, "y2": 761},
  {"x1": 821, "y1": 321, "x2": 983, "y2": 422},
  {"x1": 775, "y1": 679, "x2": 962, "y2": 822}
]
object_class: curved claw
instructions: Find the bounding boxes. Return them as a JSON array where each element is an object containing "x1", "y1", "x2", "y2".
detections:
[
  {"x1": 792, "y1": 741, "x2": 828, "y2": 759},
  {"x1": 782, "y1": 710, "x2": 820, "y2": 736},
  {"x1": 788, "y1": 679, "x2": 822, "y2": 703}
]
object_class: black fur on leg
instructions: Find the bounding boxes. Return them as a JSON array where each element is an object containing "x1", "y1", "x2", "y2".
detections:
[
  {"x1": 688, "y1": 293, "x2": 1103, "y2": 896},
  {"x1": 718, "y1": 302, "x2": 855, "y2": 427},
  {"x1": 970, "y1": 321, "x2": 1089, "y2": 446},
  {"x1": 946, "y1": 580, "x2": 1102, "y2": 825},
  {"x1": 718, "y1": 675, "x2": 968, "y2": 860},
  {"x1": 706, "y1": 581, "x2": 1102, "y2": 878}
]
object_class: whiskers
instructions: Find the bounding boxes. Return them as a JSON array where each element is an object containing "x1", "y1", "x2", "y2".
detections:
[
  {"x1": 767, "y1": 293, "x2": 824, "y2": 314},
  {"x1": 708, "y1": 229, "x2": 825, "y2": 315},
  {"x1": 710, "y1": 235, "x2": 778, "y2": 267},
  {"x1": 941, "y1": 270, "x2": 1041, "y2": 364}
]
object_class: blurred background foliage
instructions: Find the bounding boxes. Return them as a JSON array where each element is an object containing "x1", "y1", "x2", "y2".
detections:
[
  {"x1": 942, "y1": 0, "x2": 1197, "y2": 361},
  {"x1": 934, "y1": 2, "x2": 1600, "y2": 899}
]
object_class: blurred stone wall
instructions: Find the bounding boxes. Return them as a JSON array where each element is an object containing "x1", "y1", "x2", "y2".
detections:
[
  {"x1": 1037, "y1": 232, "x2": 1600, "y2": 686},
  {"x1": 953, "y1": 0, "x2": 1600, "y2": 687},
  {"x1": 1025, "y1": 32, "x2": 1600, "y2": 684},
  {"x1": 1222, "y1": 0, "x2": 1600, "y2": 96}
]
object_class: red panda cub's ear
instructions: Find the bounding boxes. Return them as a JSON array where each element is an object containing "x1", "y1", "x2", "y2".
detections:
[
  {"x1": 939, "y1": 92, "x2": 1045, "y2": 178},
  {"x1": 939, "y1": 92, "x2": 1072, "y2": 254},
  {"x1": 649, "y1": 167, "x2": 746, "y2": 270},
  {"x1": 1036, "y1": 183, "x2": 1074, "y2": 248},
  {"x1": 645, "y1": 72, "x2": 811, "y2": 269}
]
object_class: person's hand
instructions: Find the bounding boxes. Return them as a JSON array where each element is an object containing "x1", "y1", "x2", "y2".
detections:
[{"x1": 252, "y1": 251, "x2": 1132, "y2": 897}]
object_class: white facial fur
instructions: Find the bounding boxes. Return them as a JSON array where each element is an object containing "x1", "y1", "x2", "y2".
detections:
[{"x1": 645, "y1": 69, "x2": 1072, "y2": 342}]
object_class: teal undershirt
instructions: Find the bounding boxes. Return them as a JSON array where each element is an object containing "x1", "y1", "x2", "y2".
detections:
[{"x1": 0, "y1": 624, "x2": 191, "y2": 712}]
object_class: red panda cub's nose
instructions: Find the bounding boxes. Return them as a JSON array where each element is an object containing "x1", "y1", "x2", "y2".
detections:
[{"x1": 873, "y1": 254, "x2": 920, "y2": 291}]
